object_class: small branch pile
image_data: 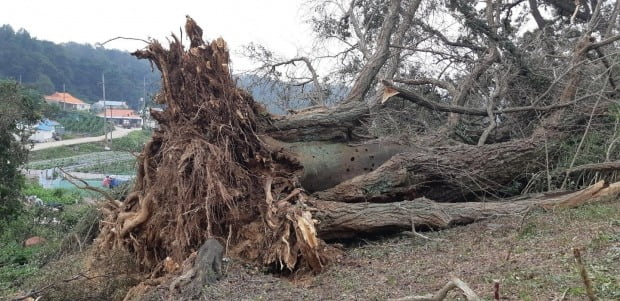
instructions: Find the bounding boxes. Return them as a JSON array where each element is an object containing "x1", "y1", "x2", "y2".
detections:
[{"x1": 97, "y1": 17, "x2": 326, "y2": 276}]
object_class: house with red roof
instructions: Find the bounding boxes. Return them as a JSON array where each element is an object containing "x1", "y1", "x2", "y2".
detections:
[
  {"x1": 97, "y1": 108, "x2": 143, "y2": 128},
  {"x1": 44, "y1": 92, "x2": 91, "y2": 111}
]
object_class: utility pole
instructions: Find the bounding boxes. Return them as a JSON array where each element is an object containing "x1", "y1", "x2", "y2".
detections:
[
  {"x1": 143, "y1": 76, "x2": 147, "y2": 128},
  {"x1": 102, "y1": 73, "x2": 109, "y2": 149},
  {"x1": 62, "y1": 83, "x2": 66, "y2": 110}
]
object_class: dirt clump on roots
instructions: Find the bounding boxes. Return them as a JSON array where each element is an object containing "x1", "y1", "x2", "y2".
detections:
[{"x1": 95, "y1": 17, "x2": 328, "y2": 293}]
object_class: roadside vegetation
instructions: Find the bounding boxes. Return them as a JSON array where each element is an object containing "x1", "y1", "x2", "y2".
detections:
[{"x1": 22, "y1": 183, "x2": 81, "y2": 205}]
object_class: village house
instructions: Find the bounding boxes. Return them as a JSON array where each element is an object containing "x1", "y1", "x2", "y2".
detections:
[
  {"x1": 29, "y1": 119, "x2": 64, "y2": 143},
  {"x1": 44, "y1": 92, "x2": 90, "y2": 111},
  {"x1": 98, "y1": 108, "x2": 143, "y2": 128},
  {"x1": 90, "y1": 100, "x2": 129, "y2": 112}
]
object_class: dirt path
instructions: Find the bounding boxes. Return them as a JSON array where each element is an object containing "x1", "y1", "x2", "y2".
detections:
[{"x1": 30, "y1": 127, "x2": 141, "y2": 151}]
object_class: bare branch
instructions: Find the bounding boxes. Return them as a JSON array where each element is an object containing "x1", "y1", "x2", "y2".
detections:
[
  {"x1": 393, "y1": 78, "x2": 458, "y2": 96},
  {"x1": 58, "y1": 167, "x2": 115, "y2": 202},
  {"x1": 389, "y1": 277, "x2": 481, "y2": 301},
  {"x1": 270, "y1": 57, "x2": 325, "y2": 105},
  {"x1": 96, "y1": 36, "x2": 150, "y2": 47},
  {"x1": 347, "y1": 0, "x2": 370, "y2": 58},
  {"x1": 587, "y1": 34, "x2": 620, "y2": 50},
  {"x1": 567, "y1": 161, "x2": 620, "y2": 174},
  {"x1": 382, "y1": 80, "x2": 591, "y2": 116},
  {"x1": 414, "y1": 21, "x2": 487, "y2": 52},
  {"x1": 344, "y1": 0, "x2": 402, "y2": 103},
  {"x1": 528, "y1": 0, "x2": 547, "y2": 29}
]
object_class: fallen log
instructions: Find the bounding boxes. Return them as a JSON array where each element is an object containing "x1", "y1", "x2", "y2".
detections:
[
  {"x1": 313, "y1": 138, "x2": 542, "y2": 203},
  {"x1": 312, "y1": 180, "x2": 620, "y2": 240}
]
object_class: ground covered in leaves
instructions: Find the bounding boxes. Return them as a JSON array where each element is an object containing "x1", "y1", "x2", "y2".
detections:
[{"x1": 196, "y1": 199, "x2": 620, "y2": 300}]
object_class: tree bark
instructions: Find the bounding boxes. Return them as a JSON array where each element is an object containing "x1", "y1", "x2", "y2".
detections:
[
  {"x1": 528, "y1": 0, "x2": 547, "y2": 29},
  {"x1": 312, "y1": 180, "x2": 620, "y2": 240},
  {"x1": 312, "y1": 138, "x2": 542, "y2": 203},
  {"x1": 344, "y1": 0, "x2": 402, "y2": 103}
]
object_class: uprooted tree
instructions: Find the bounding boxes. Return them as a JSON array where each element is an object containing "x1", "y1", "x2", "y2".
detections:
[{"x1": 92, "y1": 0, "x2": 619, "y2": 298}]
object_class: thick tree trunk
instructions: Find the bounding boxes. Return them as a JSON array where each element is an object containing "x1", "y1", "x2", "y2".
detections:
[
  {"x1": 312, "y1": 181, "x2": 620, "y2": 240},
  {"x1": 266, "y1": 133, "x2": 543, "y2": 203},
  {"x1": 303, "y1": 138, "x2": 542, "y2": 203},
  {"x1": 265, "y1": 102, "x2": 370, "y2": 142}
]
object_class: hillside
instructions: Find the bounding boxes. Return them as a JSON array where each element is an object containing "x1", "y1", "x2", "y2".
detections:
[
  {"x1": 0, "y1": 25, "x2": 160, "y2": 109},
  {"x1": 0, "y1": 25, "x2": 343, "y2": 114}
]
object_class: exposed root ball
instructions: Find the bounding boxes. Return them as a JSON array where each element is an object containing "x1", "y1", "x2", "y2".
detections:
[{"x1": 96, "y1": 17, "x2": 327, "y2": 278}]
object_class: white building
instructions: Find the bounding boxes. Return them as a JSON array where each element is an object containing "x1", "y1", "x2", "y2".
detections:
[
  {"x1": 98, "y1": 108, "x2": 143, "y2": 128},
  {"x1": 91, "y1": 100, "x2": 129, "y2": 112}
]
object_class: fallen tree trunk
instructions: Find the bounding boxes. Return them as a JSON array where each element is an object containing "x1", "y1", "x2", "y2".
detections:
[
  {"x1": 313, "y1": 138, "x2": 542, "y2": 203},
  {"x1": 313, "y1": 180, "x2": 620, "y2": 240}
]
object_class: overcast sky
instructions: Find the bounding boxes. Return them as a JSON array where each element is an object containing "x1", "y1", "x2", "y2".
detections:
[{"x1": 0, "y1": 0, "x2": 312, "y2": 71}]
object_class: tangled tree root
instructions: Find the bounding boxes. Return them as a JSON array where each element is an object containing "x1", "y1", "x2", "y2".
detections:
[{"x1": 96, "y1": 17, "x2": 328, "y2": 286}]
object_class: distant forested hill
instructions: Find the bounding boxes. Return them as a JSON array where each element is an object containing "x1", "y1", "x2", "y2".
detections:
[
  {"x1": 0, "y1": 25, "x2": 160, "y2": 109},
  {"x1": 0, "y1": 25, "x2": 341, "y2": 114}
]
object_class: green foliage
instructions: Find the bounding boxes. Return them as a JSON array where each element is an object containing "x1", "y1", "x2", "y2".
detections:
[
  {"x1": 22, "y1": 182, "x2": 81, "y2": 205},
  {"x1": 0, "y1": 25, "x2": 160, "y2": 108},
  {"x1": 110, "y1": 129, "x2": 152, "y2": 152},
  {"x1": 0, "y1": 203, "x2": 101, "y2": 296},
  {"x1": 40, "y1": 102, "x2": 62, "y2": 120},
  {"x1": 0, "y1": 80, "x2": 42, "y2": 219},
  {"x1": 57, "y1": 111, "x2": 107, "y2": 136}
]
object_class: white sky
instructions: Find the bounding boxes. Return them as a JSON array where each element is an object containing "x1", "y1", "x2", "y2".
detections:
[{"x1": 0, "y1": 0, "x2": 313, "y2": 71}]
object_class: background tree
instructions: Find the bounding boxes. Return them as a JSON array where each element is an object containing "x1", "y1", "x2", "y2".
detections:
[
  {"x1": 0, "y1": 25, "x2": 160, "y2": 108},
  {"x1": 0, "y1": 80, "x2": 41, "y2": 219}
]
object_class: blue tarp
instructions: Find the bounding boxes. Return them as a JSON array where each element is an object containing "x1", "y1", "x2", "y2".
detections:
[
  {"x1": 36, "y1": 123, "x2": 55, "y2": 131},
  {"x1": 42, "y1": 119, "x2": 60, "y2": 126},
  {"x1": 35, "y1": 119, "x2": 60, "y2": 131}
]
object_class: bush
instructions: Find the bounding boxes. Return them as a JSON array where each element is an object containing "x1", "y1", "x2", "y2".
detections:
[
  {"x1": 0, "y1": 80, "x2": 41, "y2": 219},
  {"x1": 0, "y1": 203, "x2": 102, "y2": 297}
]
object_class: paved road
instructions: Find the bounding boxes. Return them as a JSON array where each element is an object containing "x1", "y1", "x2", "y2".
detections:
[{"x1": 30, "y1": 127, "x2": 141, "y2": 151}]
